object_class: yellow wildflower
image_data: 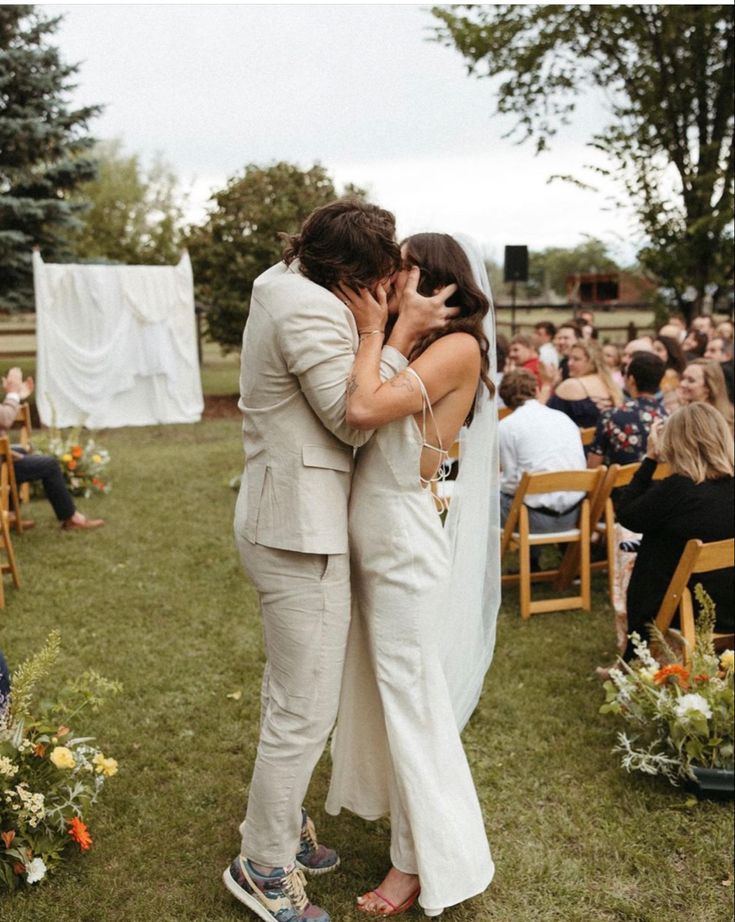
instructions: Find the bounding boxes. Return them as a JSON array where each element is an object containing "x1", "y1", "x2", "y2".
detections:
[
  {"x1": 49, "y1": 746, "x2": 76, "y2": 770},
  {"x1": 92, "y1": 454, "x2": 102, "y2": 463},
  {"x1": 61, "y1": 453, "x2": 72, "y2": 463},
  {"x1": 720, "y1": 650, "x2": 734, "y2": 672},
  {"x1": 92, "y1": 753, "x2": 118, "y2": 778}
]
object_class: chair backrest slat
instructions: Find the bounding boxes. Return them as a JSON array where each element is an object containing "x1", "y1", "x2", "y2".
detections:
[{"x1": 521, "y1": 469, "x2": 601, "y2": 495}]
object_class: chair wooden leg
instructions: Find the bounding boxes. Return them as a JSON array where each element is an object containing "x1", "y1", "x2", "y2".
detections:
[
  {"x1": 580, "y1": 501, "x2": 591, "y2": 611},
  {"x1": 0, "y1": 512, "x2": 20, "y2": 590},
  {"x1": 519, "y1": 507, "x2": 531, "y2": 619},
  {"x1": 606, "y1": 506, "x2": 616, "y2": 603}
]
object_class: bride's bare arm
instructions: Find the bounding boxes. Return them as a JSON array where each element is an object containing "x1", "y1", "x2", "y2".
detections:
[{"x1": 339, "y1": 284, "x2": 480, "y2": 430}]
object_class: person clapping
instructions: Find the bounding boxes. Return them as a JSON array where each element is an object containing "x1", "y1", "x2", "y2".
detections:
[{"x1": 1, "y1": 367, "x2": 104, "y2": 530}]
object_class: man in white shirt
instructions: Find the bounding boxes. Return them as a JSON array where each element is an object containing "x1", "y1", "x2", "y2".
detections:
[
  {"x1": 533, "y1": 321, "x2": 560, "y2": 368},
  {"x1": 498, "y1": 369, "x2": 586, "y2": 569}
]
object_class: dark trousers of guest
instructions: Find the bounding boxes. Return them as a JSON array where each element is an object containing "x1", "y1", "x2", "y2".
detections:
[{"x1": 12, "y1": 453, "x2": 76, "y2": 521}]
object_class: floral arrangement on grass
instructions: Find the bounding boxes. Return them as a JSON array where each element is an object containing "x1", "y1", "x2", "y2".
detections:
[
  {"x1": 600, "y1": 586, "x2": 734, "y2": 785},
  {"x1": 0, "y1": 632, "x2": 121, "y2": 890},
  {"x1": 33, "y1": 427, "x2": 111, "y2": 498}
]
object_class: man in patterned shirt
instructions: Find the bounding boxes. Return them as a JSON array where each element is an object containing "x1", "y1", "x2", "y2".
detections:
[{"x1": 588, "y1": 352, "x2": 667, "y2": 473}]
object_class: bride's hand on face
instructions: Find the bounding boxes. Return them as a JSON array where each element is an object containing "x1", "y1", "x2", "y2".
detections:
[{"x1": 335, "y1": 282, "x2": 388, "y2": 335}]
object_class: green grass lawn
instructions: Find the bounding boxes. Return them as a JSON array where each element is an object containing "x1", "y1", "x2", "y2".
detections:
[{"x1": 0, "y1": 416, "x2": 732, "y2": 921}]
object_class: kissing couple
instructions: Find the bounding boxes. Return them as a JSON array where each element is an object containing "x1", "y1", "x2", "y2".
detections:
[{"x1": 225, "y1": 199, "x2": 501, "y2": 920}]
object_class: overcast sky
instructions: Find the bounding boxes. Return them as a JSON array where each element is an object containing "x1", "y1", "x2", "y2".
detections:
[{"x1": 49, "y1": 3, "x2": 641, "y2": 264}]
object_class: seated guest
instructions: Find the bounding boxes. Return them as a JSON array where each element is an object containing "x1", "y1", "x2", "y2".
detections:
[
  {"x1": 677, "y1": 358, "x2": 734, "y2": 431},
  {"x1": 508, "y1": 334, "x2": 542, "y2": 385},
  {"x1": 533, "y1": 321, "x2": 559, "y2": 368},
  {"x1": 553, "y1": 322, "x2": 582, "y2": 381},
  {"x1": 704, "y1": 336, "x2": 734, "y2": 403},
  {"x1": 499, "y1": 369, "x2": 586, "y2": 571},
  {"x1": 683, "y1": 327, "x2": 708, "y2": 360},
  {"x1": 1, "y1": 368, "x2": 104, "y2": 530},
  {"x1": 614, "y1": 403, "x2": 734, "y2": 663},
  {"x1": 546, "y1": 339, "x2": 624, "y2": 428},
  {"x1": 621, "y1": 336, "x2": 655, "y2": 377},
  {"x1": 704, "y1": 336, "x2": 732, "y2": 364},
  {"x1": 715, "y1": 320, "x2": 733, "y2": 343},
  {"x1": 658, "y1": 322, "x2": 686, "y2": 344},
  {"x1": 652, "y1": 334, "x2": 688, "y2": 412},
  {"x1": 602, "y1": 342, "x2": 625, "y2": 389},
  {"x1": 691, "y1": 314, "x2": 716, "y2": 340},
  {"x1": 588, "y1": 352, "x2": 667, "y2": 473}
]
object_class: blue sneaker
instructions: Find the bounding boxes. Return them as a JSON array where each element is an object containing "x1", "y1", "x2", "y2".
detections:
[
  {"x1": 223, "y1": 857, "x2": 330, "y2": 921},
  {"x1": 296, "y1": 810, "x2": 340, "y2": 876}
]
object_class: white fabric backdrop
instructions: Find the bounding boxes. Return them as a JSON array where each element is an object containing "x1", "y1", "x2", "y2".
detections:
[{"x1": 33, "y1": 251, "x2": 204, "y2": 428}]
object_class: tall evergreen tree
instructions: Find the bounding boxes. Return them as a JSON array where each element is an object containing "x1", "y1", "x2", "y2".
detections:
[{"x1": 0, "y1": 5, "x2": 101, "y2": 310}]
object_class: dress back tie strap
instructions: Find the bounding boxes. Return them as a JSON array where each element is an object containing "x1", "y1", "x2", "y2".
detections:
[{"x1": 405, "y1": 367, "x2": 449, "y2": 487}]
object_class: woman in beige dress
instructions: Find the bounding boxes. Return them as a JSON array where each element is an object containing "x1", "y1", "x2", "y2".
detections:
[{"x1": 326, "y1": 234, "x2": 499, "y2": 918}]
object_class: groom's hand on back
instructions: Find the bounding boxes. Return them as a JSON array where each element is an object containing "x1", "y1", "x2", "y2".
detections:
[{"x1": 388, "y1": 267, "x2": 458, "y2": 358}]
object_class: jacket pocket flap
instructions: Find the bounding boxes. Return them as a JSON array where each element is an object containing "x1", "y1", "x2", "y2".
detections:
[{"x1": 302, "y1": 445, "x2": 352, "y2": 472}]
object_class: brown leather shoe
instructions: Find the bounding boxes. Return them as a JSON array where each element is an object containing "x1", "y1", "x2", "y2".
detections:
[{"x1": 62, "y1": 515, "x2": 105, "y2": 531}]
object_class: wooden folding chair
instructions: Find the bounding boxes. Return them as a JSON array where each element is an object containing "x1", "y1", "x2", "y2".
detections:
[
  {"x1": 556, "y1": 460, "x2": 672, "y2": 597},
  {"x1": 580, "y1": 426, "x2": 596, "y2": 447},
  {"x1": 654, "y1": 538, "x2": 735, "y2": 664},
  {"x1": 0, "y1": 432, "x2": 25, "y2": 535},
  {"x1": 0, "y1": 438, "x2": 22, "y2": 606},
  {"x1": 501, "y1": 468, "x2": 604, "y2": 619}
]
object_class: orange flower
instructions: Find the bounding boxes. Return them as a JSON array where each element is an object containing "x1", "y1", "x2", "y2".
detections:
[
  {"x1": 693, "y1": 674, "x2": 710, "y2": 684},
  {"x1": 1, "y1": 830, "x2": 15, "y2": 848},
  {"x1": 13, "y1": 862, "x2": 25, "y2": 875},
  {"x1": 33, "y1": 743, "x2": 47, "y2": 758},
  {"x1": 56, "y1": 725, "x2": 71, "y2": 738},
  {"x1": 68, "y1": 817, "x2": 92, "y2": 851},
  {"x1": 71, "y1": 446, "x2": 83, "y2": 459},
  {"x1": 653, "y1": 664, "x2": 690, "y2": 690},
  {"x1": 67, "y1": 459, "x2": 77, "y2": 471}
]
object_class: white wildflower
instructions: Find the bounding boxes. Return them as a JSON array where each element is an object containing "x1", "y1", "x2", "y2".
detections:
[
  {"x1": 0, "y1": 755, "x2": 19, "y2": 778},
  {"x1": 25, "y1": 857, "x2": 47, "y2": 884},
  {"x1": 675, "y1": 693, "x2": 712, "y2": 721}
]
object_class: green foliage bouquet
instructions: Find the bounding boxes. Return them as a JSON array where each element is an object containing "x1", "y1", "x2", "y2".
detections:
[
  {"x1": 0, "y1": 633, "x2": 121, "y2": 890},
  {"x1": 600, "y1": 588, "x2": 734, "y2": 785},
  {"x1": 33, "y1": 428, "x2": 111, "y2": 498}
]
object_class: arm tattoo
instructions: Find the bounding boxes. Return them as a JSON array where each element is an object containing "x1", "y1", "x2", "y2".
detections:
[
  {"x1": 346, "y1": 375, "x2": 358, "y2": 398},
  {"x1": 389, "y1": 372, "x2": 415, "y2": 392}
]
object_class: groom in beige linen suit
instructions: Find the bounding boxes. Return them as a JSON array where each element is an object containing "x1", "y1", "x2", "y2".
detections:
[{"x1": 225, "y1": 200, "x2": 452, "y2": 921}]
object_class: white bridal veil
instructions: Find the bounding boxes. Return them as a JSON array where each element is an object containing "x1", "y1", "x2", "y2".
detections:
[{"x1": 440, "y1": 234, "x2": 501, "y2": 730}]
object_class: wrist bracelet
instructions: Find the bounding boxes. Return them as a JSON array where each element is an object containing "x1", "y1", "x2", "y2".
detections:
[{"x1": 359, "y1": 329, "x2": 384, "y2": 338}]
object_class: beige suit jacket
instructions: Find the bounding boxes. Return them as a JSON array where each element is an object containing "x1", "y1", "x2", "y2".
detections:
[{"x1": 235, "y1": 260, "x2": 407, "y2": 554}]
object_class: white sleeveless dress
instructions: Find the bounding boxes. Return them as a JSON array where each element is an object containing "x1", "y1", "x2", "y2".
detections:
[{"x1": 326, "y1": 370, "x2": 494, "y2": 912}]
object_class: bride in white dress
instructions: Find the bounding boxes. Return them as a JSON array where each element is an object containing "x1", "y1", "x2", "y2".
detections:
[{"x1": 326, "y1": 233, "x2": 500, "y2": 917}]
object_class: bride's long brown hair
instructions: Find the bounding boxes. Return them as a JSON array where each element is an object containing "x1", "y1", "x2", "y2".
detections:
[{"x1": 400, "y1": 234, "x2": 494, "y2": 418}]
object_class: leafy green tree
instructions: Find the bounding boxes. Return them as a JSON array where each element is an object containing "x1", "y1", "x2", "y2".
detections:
[
  {"x1": 433, "y1": 5, "x2": 734, "y2": 320},
  {"x1": 187, "y1": 162, "x2": 365, "y2": 351},
  {"x1": 69, "y1": 139, "x2": 185, "y2": 265},
  {"x1": 0, "y1": 5, "x2": 100, "y2": 310}
]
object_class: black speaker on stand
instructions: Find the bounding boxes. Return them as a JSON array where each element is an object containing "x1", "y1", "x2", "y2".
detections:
[{"x1": 504, "y1": 245, "x2": 528, "y2": 334}]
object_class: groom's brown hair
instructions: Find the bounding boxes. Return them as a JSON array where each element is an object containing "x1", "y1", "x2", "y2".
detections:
[{"x1": 282, "y1": 199, "x2": 401, "y2": 293}]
